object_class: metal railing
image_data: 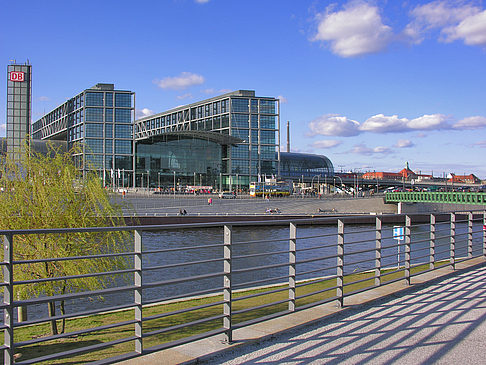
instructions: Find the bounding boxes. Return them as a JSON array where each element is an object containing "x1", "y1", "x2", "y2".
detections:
[
  {"x1": 2, "y1": 212, "x2": 486, "y2": 364},
  {"x1": 385, "y1": 191, "x2": 486, "y2": 205}
]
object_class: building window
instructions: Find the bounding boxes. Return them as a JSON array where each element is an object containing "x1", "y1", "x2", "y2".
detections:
[
  {"x1": 115, "y1": 124, "x2": 132, "y2": 138},
  {"x1": 115, "y1": 109, "x2": 131, "y2": 123},
  {"x1": 115, "y1": 93, "x2": 131, "y2": 107},
  {"x1": 85, "y1": 92, "x2": 104, "y2": 107},
  {"x1": 85, "y1": 123, "x2": 104, "y2": 138},
  {"x1": 115, "y1": 140, "x2": 132, "y2": 154},
  {"x1": 231, "y1": 98, "x2": 249, "y2": 113},
  {"x1": 85, "y1": 108, "x2": 104, "y2": 122}
]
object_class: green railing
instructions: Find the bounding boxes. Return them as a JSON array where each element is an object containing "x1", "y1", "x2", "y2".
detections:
[{"x1": 385, "y1": 191, "x2": 486, "y2": 205}]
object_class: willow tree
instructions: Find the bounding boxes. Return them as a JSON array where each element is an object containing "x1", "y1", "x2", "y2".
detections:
[{"x1": 0, "y1": 142, "x2": 131, "y2": 335}]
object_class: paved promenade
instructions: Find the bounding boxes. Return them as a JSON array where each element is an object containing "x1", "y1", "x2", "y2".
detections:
[{"x1": 121, "y1": 257, "x2": 486, "y2": 365}]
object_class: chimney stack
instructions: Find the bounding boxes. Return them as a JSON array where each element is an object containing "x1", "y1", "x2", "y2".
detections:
[{"x1": 286, "y1": 121, "x2": 290, "y2": 153}]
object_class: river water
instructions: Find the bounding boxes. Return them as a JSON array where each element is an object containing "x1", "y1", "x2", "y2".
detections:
[{"x1": 12, "y1": 221, "x2": 484, "y2": 322}]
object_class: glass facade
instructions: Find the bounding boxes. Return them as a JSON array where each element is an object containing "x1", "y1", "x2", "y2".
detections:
[
  {"x1": 6, "y1": 63, "x2": 32, "y2": 161},
  {"x1": 280, "y1": 152, "x2": 334, "y2": 180},
  {"x1": 136, "y1": 135, "x2": 222, "y2": 188},
  {"x1": 134, "y1": 90, "x2": 279, "y2": 190},
  {"x1": 32, "y1": 84, "x2": 134, "y2": 187}
]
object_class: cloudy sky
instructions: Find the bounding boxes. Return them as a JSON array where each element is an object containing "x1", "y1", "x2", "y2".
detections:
[{"x1": 1, "y1": 0, "x2": 486, "y2": 177}]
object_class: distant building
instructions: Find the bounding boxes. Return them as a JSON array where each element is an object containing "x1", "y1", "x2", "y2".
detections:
[
  {"x1": 32, "y1": 83, "x2": 135, "y2": 185},
  {"x1": 447, "y1": 174, "x2": 480, "y2": 184},
  {"x1": 6, "y1": 62, "x2": 32, "y2": 161},
  {"x1": 361, "y1": 163, "x2": 417, "y2": 181}
]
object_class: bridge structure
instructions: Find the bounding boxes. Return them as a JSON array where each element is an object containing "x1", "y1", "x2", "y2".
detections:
[{"x1": 385, "y1": 191, "x2": 486, "y2": 205}]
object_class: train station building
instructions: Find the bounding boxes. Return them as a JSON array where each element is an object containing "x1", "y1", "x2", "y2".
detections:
[{"x1": 5, "y1": 63, "x2": 334, "y2": 190}]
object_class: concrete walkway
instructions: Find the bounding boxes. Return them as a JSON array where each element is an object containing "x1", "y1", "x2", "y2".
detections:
[{"x1": 120, "y1": 257, "x2": 486, "y2": 365}]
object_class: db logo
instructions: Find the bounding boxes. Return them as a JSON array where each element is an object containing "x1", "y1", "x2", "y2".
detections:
[{"x1": 9, "y1": 72, "x2": 25, "y2": 82}]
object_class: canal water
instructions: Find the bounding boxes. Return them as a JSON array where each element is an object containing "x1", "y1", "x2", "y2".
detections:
[{"x1": 13, "y1": 221, "x2": 484, "y2": 322}]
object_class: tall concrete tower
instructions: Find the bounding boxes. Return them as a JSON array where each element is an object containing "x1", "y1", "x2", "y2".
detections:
[{"x1": 6, "y1": 61, "x2": 32, "y2": 161}]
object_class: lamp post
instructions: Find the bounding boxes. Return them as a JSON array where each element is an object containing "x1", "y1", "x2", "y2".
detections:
[
  {"x1": 193, "y1": 172, "x2": 196, "y2": 187},
  {"x1": 173, "y1": 171, "x2": 176, "y2": 199},
  {"x1": 147, "y1": 170, "x2": 150, "y2": 193}
]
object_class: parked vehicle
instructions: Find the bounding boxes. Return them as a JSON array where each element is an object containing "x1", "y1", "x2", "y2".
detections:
[{"x1": 219, "y1": 191, "x2": 236, "y2": 199}]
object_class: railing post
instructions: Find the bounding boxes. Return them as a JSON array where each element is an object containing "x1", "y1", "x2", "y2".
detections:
[
  {"x1": 405, "y1": 216, "x2": 411, "y2": 285},
  {"x1": 430, "y1": 214, "x2": 435, "y2": 270},
  {"x1": 483, "y1": 211, "x2": 486, "y2": 257},
  {"x1": 375, "y1": 216, "x2": 382, "y2": 287},
  {"x1": 289, "y1": 222, "x2": 296, "y2": 312},
  {"x1": 134, "y1": 230, "x2": 143, "y2": 354},
  {"x1": 468, "y1": 212, "x2": 473, "y2": 258},
  {"x1": 337, "y1": 219, "x2": 344, "y2": 308},
  {"x1": 450, "y1": 213, "x2": 456, "y2": 270},
  {"x1": 3, "y1": 234, "x2": 14, "y2": 365},
  {"x1": 223, "y1": 225, "x2": 232, "y2": 343}
]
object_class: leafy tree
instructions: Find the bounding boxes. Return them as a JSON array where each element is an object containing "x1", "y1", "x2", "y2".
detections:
[{"x1": 0, "y1": 142, "x2": 131, "y2": 335}]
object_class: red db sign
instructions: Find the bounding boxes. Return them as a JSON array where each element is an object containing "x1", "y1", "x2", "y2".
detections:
[{"x1": 9, "y1": 72, "x2": 25, "y2": 82}]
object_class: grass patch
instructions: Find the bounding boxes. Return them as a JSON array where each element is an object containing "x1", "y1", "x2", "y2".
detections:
[{"x1": 4, "y1": 260, "x2": 451, "y2": 364}]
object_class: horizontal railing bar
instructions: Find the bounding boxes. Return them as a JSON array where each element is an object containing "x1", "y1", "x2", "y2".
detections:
[
  {"x1": 295, "y1": 285, "x2": 338, "y2": 300},
  {"x1": 346, "y1": 257, "x2": 375, "y2": 267},
  {"x1": 15, "y1": 319, "x2": 137, "y2": 347},
  {"x1": 141, "y1": 328, "x2": 227, "y2": 358},
  {"x1": 233, "y1": 286, "x2": 288, "y2": 302},
  {"x1": 296, "y1": 295, "x2": 338, "y2": 311},
  {"x1": 143, "y1": 286, "x2": 224, "y2": 306},
  {"x1": 344, "y1": 247, "x2": 376, "y2": 256},
  {"x1": 295, "y1": 232, "x2": 337, "y2": 240},
  {"x1": 16, "y1": 336, "x2": 137, "y2": 365},
  {"x1": 233, "y1": 298, "x2": 289, "y2": 316},
  {"x1": 14, "y1": 302, "x2": 136, "y2": 328},
  {"x1": 13, "y1": 251, "x2": 135, "y2": 265},
  {"x1": 143, "y1": 271, "x2": 224, "y2": 289},
  {"x1": 16, "y1": 284, "x2": 136, "y2": 306},
  {"x1": 233, "y1": 237, "x2": 289, "y2": 246},
  {"x1": 232, "y1": 309, "x2": 292, "y2": 330},
  {"x1": 232, "y1": 261, "x2": 290, "y2": 275},
  {"x1": 341, "y1": 238, "x2": 374, "y2": 246},
  {"x1": 233, "y1": 249, "x2": 290, "y2": 261},
  {"x1": 295, "y1": 253, "x2": 338, "y2": 266},
  {"x1": 344, "y1": 227, "x2": 378, "y2": 235},
  {"x1": 143, "y1": 243, "x2": 223, "y2": 255},
  {"x1": 343, "y1": 275, "x2": 375, "y2": 288},
  {"x1": 13, "y1": 268, "x2": 135, "y2": 286},
  {"x1": 380, "y1": 268, "x2": 404, "y2": 278},
  {"x1": 143, "y1": 257, "x2": 224, "y2": 272},
  {"x1": 143, "y1": 314, "x2": 225, "y2": 338},
  {"x1": 143, "y1": 300, "x2": 224, "y2": 322},
  {"x1": 295, "y1": 242, "x2": 337, "y2": 253},
  {"x1": 233, "y1": 275, "x2": 290, "y2": 290},
  {"x1": 296, "y1": 274, "x2": 338, "y2": 287}
]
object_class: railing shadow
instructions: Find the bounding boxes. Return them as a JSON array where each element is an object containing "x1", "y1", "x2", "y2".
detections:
[{"x1": 205, "y1": 264, "x2": 486, "y2": 364}]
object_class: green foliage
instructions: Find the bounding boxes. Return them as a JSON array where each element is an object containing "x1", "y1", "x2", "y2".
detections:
[{"x1": 0, "y1": 142, "x2": 131, "y2": 303}]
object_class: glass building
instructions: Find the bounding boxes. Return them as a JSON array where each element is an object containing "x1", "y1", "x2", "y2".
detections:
[
  {"x1": 32, "y1": 84, "x2": 135, "y2": 186},
  {"x1": 135, "y1": 90, "x2": 280, "y2": 190},
  {"x1": 6, "y1": 62, "x2": 32, "y2": 161},
  {"x1": 280, "y1": 152, "x2": 334, "y2": 181}
]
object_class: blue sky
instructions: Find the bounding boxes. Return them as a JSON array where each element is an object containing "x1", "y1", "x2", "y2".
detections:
[{"x1": 1, "y1": 0, "x2": 486, "y2": 178}]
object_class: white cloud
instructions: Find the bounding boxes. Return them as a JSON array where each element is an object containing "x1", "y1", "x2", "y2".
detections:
[
  {"x1": 177, "y1": 93, "x2": 193, "y2": 100},
  {"x1": 195, "y1": 0, "x2": 209, "y2": 3},
  {"x1": 395, "y1": 139, "x2": 414, "y2": 148},
  {"x1": 312, "y1": 1, "x2": 393, "y2": 57},
  {"x1": 454, "y1": 116, "x2": 486, "y2": 129},
  {"x1": 405, "y1": 1, "x2": 484, "y2": 45},
  {"x1": 277, "y1": 95, "x2": 288, "y2": 104},
  {"x1": 445, "y1": 9, "x2": 486, "y2": 46},
  {"x1": 136, "y1": 108, "x2": 154, "y2": 119},
  {"x1": 350, "y1": 143, "x2": 391, "y2": 155},
  {"x1": 0, "y1": 123, "x2": 5, "y2": 131},
  {"x1": 360, "y1": 114, "x2": 409, "y2": 133},
  {"x1": 308, "y1": 114, "x2": 360, "y2": 137},
  {"x1": 407, "y1": 114, "x2": 450, "y2": 129},
  {"x1": 311, "y1": 140, "x2": 342, "y2": 149},
  {"x1": 308, "y1": 112, "x2": 483, "y2": 137},
  {"x1": 154, "y1": 72, "x2": 205, "y2": 90},
  {"x1": 38, "y1": 96, "x2": 50, "y2": 102}
]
